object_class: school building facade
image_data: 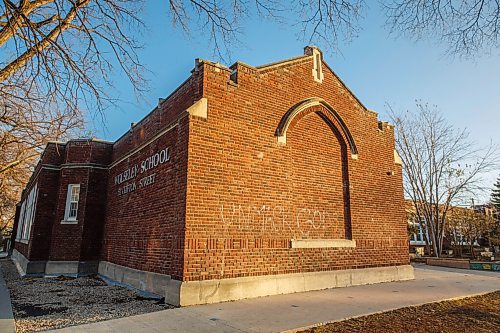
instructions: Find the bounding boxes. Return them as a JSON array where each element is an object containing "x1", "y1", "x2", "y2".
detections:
[{"x1": 12, "y1": 46, "x2": 413, "y2": 306}]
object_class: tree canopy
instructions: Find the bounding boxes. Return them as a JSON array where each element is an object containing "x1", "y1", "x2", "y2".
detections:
[{"x1": 391, "y1": 103, "x2": 497, "y2": 257}]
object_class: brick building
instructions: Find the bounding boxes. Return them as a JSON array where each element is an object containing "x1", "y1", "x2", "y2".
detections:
[{"x1": 12, "y1": 47, "x2": 413, "y2": 306}]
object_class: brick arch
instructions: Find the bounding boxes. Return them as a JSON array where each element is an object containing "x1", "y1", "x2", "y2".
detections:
[
  {"x1": 275, "y1": 97, "x2": 358, "y2": 158},
  {"x1": 282, "y1": 104, "x2": 353, "y2": 240}
]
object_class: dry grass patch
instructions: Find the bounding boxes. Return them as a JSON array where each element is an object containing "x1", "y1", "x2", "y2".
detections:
[{"x1": 301, "y1": 290, "x2": 500, "y2": 333}]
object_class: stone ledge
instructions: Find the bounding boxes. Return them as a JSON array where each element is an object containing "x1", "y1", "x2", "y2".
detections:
[
  {"x1": 426, "y1": 258, "x2": 470, "y2": 269},
  {"x1": 178, "y1": 265, "x2": 414, "y2": 306},
  {"x1": 98, "y1": 261, "x2": 173, "y2": 301},
  {"x1": 291, "y1": 239, "x2": 356, "y2": 248},
  {"x1": 60, "y1": 220, "x2": 78, "y2": 225},
  {"x1": 186, "y1": 98, "x2": 208, "y2": 119}
]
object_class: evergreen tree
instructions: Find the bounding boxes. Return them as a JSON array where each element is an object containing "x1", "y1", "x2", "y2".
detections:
[
  {"x1": 490, "y1": 176, "x2": 500, "y2": 248},
  {"x1": 492, "y1": 175, "x2": 500, "y2": 222}
]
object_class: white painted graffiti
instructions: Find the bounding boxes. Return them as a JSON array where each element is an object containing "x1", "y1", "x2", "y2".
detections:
[{"x1": 219, "y1": 204, "x2": 334, "y2": 236}]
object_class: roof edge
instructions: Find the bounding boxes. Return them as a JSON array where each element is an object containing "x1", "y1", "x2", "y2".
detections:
[
  {"x1": 321, "y1": 61, "x2": 368, "y2": 112},
  {"x1": 255, "y1": 54, "x2": 311, "y2": 71}
]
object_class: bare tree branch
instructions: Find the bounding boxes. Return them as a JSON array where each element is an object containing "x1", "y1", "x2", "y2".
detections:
[
  {"x1": 384, "y1": 0, "x2": 500, "y2": 57},
  {"x1": 390, "y1": 102, "x2": 499, "y2": 257},
  {"x1": 294, "y1": 0, "x2": 365, "y2": 54}
]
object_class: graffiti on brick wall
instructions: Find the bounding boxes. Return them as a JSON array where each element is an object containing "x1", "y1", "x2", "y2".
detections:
[{"x1": 219, "y1": 204, "x2": 339, "y2": 236}]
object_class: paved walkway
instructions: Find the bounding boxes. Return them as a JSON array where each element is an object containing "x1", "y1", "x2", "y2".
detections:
[
  {"x1": 46, "y1": 264, "x2": 499, "y2": 333},
  {"x1": 0, "y1": 256, "x2": 16, "y2": 333}
]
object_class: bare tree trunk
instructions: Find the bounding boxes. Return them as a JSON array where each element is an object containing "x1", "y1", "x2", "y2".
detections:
[{"x1": 390, "y1": 103, "x2": 498, "y2": 259}]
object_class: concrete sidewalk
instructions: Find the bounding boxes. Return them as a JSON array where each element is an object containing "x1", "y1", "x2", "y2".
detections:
[
  {"x1": 46, "y1": 264, "x2": 498, "y2": 333},
  {"x1": 0, "y1": 256, "x2": 16, "y2": 333}
]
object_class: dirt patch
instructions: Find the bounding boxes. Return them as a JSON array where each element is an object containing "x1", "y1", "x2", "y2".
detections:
[
  {"x1": 300, "y1": 290, "x2": 500, "y2": 333},
  {"x1": 15, "y1": 303, "x2": 68, "y2": 318},
  {"x1": 1, "y1": 258, "x2": 173, "y2": 333}
]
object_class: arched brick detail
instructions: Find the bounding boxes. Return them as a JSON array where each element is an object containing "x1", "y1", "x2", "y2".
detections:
[
  {"x1": 283, "y1": 105, "x2": 353, "y2": 240},
  {"x1": 276, "y1": 97, "x2": 358, "y2": 158}
]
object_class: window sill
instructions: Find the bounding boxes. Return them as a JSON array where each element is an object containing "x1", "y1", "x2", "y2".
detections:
[
  {"x1": 16, "y1": 239, "x2": 29, "y2": 244},
  {"x1": 291, "y1": 239, "x2": 356, "y2": 249},
  {"x1": 61, "y1": 220, "x2": 78, "y2": 224}
]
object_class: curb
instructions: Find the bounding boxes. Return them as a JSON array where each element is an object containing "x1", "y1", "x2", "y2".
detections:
[{"x1": 0, "y1": 258, "x2": 16, "y2": 333}]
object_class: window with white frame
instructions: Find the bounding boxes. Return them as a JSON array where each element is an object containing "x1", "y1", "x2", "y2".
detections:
[
  {"x1": 15, "y1": 202, "x2": 26, "y2": 241},
  {"x1": 63, "y1": 184, "x2": 80, "y2": 222},
  {"x1": 16, "y1": 183, "x2": 38, "y2": 242},
  {"x1": 409, "y1": 218, "x2": 429, "y2": 245}
]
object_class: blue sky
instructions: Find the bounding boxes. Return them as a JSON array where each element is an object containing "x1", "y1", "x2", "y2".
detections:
[{"x1": 93, "y1": 1, "x2": 499, "y2": 201}]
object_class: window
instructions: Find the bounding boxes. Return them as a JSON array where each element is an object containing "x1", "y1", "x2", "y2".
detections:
[
  {"x1": 16, "y1": 184, "x2": 38, "y2": 242},
  {"x1": 409, "y1": 218, "x2": 429, "y2": 245},
  {"x1": 16, "y1": 202, "x2": 26, "y2": 241},
  {"x1": 63, "y1": 184, "x2": 80, "y2": 222}
]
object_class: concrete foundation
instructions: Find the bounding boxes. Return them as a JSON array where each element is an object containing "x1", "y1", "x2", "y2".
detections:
[
  {"x1": 11, "y1": 249, "x2": 98, "y2": 277},
  {"x1": 11, "y1": 253, "x2": 414, "y2": 307},
  {"x1": 98, "y1": 261, "x2": 174, "y2": 299},
  {"x1": 176, "y1": 265, "x2": 414, "y2": 306},
  {"x1": 97, "y1": 261, "x2": 414, "y2": 306},
  {"x1": 11, "y1": 249, "x2": 46, "y2": 276},
  {"x1": 45, "y1": 260, "x2": 99, "y2": 276}
]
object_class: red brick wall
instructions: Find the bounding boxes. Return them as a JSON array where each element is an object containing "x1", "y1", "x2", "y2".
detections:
[
  {"x1": 15, "y1": 143, "x2": 65, "y2": 260},
  {"x1": 100, "y1": 73, "x2": 201, "y2": 280},
  {"x1": 112, "y1": 75, "x2": 201, "y2": 161},
  {"x1": 48, "y1": 140, "x2": 112, "y2": 261},
  {"x1": 49, "y1": 167, "x2": 89, "y2": 260},
  {"x1": 14, "y1": 241, "x2": 29, "y2": 258},
  {"x1": 289, "y1": 107, "x2": 349, "y2": 240},
  {"x1": 16, "y1": 51, "x2": 407, "y2": 283},
  {"x1": 182, "y1": 57, "x2": 408, "y2": 281},
  {"x1": 14, "y1": 141, "x2": 111, "y2": 262},
  {"x1": 80, "y1": 168, "x2": 109, "y2": 260},
  {"x1": 27, "y1": 169, "x2": 60, "y2": 260}
]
